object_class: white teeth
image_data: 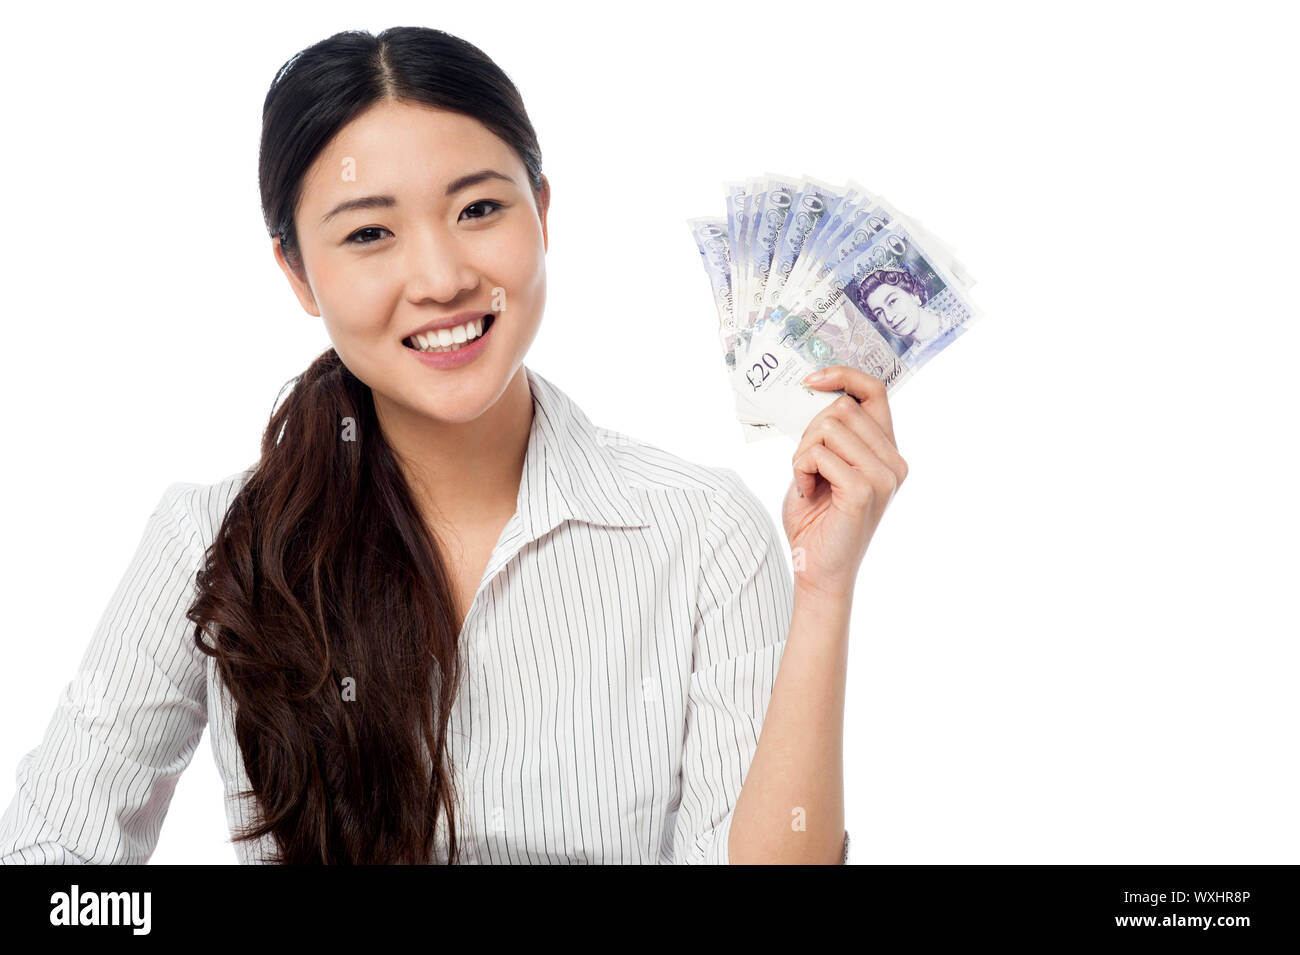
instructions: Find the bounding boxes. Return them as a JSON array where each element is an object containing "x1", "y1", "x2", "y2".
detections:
[{"x1": 408, "y1": 316, "x2": 490, "y2": 353}]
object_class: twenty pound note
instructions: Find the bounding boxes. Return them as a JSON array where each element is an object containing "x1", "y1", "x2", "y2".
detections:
[{"x1": 688, "y1": 174, "x2": 982, "y2": 441}]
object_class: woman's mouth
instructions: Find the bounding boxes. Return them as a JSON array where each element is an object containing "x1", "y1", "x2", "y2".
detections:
[{"x1": 403, "y1": 313, "x2": 495, "y2": 353}]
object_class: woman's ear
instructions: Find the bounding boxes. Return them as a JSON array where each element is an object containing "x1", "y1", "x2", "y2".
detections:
[
  {"x1": 273, "y1": 235, "x2": 321, "y2": 317},
  {"x1": 536, "y1": 175, "x2": 551, "y2": 252}
]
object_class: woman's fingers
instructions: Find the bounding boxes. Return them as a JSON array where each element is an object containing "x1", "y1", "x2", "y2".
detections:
[
  {"x1": 792, "y1": 394, "x2": 908, "y2": 491},
  {"x1": 792, "y1": 413, "x2": 905, "y2": 502},
  {"x1": 804, "y1": 365, "x2": 897, "y2": 447},
  {"x1": 793, "y1": 442, "x2": 860, "y2": 501}
]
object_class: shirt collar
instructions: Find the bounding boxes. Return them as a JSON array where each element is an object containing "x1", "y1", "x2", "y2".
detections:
[{"x1": 517, "y1": 365, "x2": 651, "y2": 540}]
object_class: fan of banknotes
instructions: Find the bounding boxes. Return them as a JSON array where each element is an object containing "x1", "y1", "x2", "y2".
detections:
[{"x1": 688, "y1": 173, "x2": 982, "y2": 442}]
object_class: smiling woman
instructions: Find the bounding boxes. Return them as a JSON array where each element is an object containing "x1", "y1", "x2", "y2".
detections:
[
  {"x1": 0, "y1": 26, "x2": 854, "y2": 866},
  {"x1": 205, "y1": 28, "x2": 558, "y2": 864}
]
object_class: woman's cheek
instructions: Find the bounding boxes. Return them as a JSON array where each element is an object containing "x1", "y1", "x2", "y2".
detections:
[{"x1": 499, "y1": 248, "x2": 545, "y2": 304}]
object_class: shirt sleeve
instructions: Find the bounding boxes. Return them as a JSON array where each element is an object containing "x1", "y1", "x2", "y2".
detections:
[
  {"x1": 0, "y1": 483, "x2": 210, "y2": 864},
  {"x1": 663, "y1": 467, "x2": 794, "y2": 864}
]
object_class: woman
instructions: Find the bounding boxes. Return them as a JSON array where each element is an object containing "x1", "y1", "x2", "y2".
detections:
[{"x1": 0, "y1": 26, "x2": 906, "y2": 864}]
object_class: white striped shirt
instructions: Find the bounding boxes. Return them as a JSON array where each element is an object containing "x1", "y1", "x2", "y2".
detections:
[{"x1": 0, "y1": 365, "x2": 819, "y2": 864}]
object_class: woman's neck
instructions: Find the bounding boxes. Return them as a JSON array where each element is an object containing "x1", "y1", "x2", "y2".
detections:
[{"x1": 378, "y1": 366, "x2": 533, "y2": 530}]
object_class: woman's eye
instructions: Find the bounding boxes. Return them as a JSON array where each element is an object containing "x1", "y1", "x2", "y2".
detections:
[
  {"x1": 461, "y1": 199, "x2": 504, "y2": 221},
  {"x1": 345, "y1": 202, "x2": 502, "y2": 243},
  {"x1": 346, "y1": 226, "x2": 391, "y2": 245}
]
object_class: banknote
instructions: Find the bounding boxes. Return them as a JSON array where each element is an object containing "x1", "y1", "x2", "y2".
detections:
[
  {"x1": 688, "y1": 173, "x2": 982, "y2": 441},
  {"x1": 686, "y1": 216, "x2": 778, "y2": 440},
  {"x1": 758, "y1": 175, "x2": 842, "y2": 323}
]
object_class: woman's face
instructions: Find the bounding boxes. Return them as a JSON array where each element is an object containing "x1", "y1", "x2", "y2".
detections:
[
  {"x1": 275, "y1": 98, "x2": 549, "y2": 426},
  {"x1": 864, "y1": 282, "x2": 921, "y2": 339}
]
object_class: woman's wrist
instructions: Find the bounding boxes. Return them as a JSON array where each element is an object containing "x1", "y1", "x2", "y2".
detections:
[{"x1": 793, "y1": 573, "x2": 855, "y2": 610}]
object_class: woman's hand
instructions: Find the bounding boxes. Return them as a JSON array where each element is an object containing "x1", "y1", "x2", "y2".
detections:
[{"x1": 781, "y1": 365, "x2": 909, "y2": 600}]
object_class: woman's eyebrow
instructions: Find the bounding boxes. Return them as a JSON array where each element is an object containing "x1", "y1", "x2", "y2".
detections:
[
  {"x1": 321, "y1": 195, "x2": 395, "y2": 225},
  {"x1": 319, "y1": 169, "x2": 516, "y2": 226},
  {"x1": 444, "y1": 168, "x2": 515, "y2": 196}
]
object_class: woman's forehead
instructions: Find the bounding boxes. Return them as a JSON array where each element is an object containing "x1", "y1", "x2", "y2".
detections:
[
  {"x1": 332, "y1": 102, "x2": 499, "y2": 151},
  {"x1": 320, "y1": 103, "x2": 510, "y2": 166},
  {"x1": 299, "y1": 105, "x2": 521, "y2": 214}
]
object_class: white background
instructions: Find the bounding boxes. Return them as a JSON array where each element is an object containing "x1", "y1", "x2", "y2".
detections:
[{"x1": 1, "y1": 0, "x2": 1295, "y2": 864}]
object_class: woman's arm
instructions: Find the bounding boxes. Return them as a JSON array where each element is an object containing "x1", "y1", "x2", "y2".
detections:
[
  {"x1": 0, "y1": 484, "x2": 211, "y2": 864},
  {"x1": 729, "y1": 365, "x2": 907, "y2": 865},
  {"x1": 728, "y1": 579, "x2": 850, "y2": 864}
]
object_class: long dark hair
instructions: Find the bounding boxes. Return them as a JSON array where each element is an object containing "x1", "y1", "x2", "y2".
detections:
[{"x1": 185, "y1": 27, "x2": 545, "y2": 864}]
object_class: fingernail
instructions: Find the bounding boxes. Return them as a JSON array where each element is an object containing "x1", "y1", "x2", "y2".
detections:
[{"x1": 803, "y1": 369, "x2": 828, "y2": 384}]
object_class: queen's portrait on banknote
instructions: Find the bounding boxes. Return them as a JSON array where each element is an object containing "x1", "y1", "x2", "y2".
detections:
[{"x1": 851, "y1": 265, "x2": 959, "y2": 359}]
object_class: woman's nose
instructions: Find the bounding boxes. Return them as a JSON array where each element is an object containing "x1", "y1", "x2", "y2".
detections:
[{"x1": 403, "y1": 227, "x2": 480, "y2": 302}]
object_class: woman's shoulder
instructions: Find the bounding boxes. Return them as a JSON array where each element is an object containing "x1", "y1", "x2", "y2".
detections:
[
  {"x1": 153, "y1": 464, "x2": 256, "y2": 550},
  {"x1": 593, "y1": 426, "x2": 765, "y2": 515},
  {"x1": 534, "y1": 366, "x2": 751, "y2": 504}
]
